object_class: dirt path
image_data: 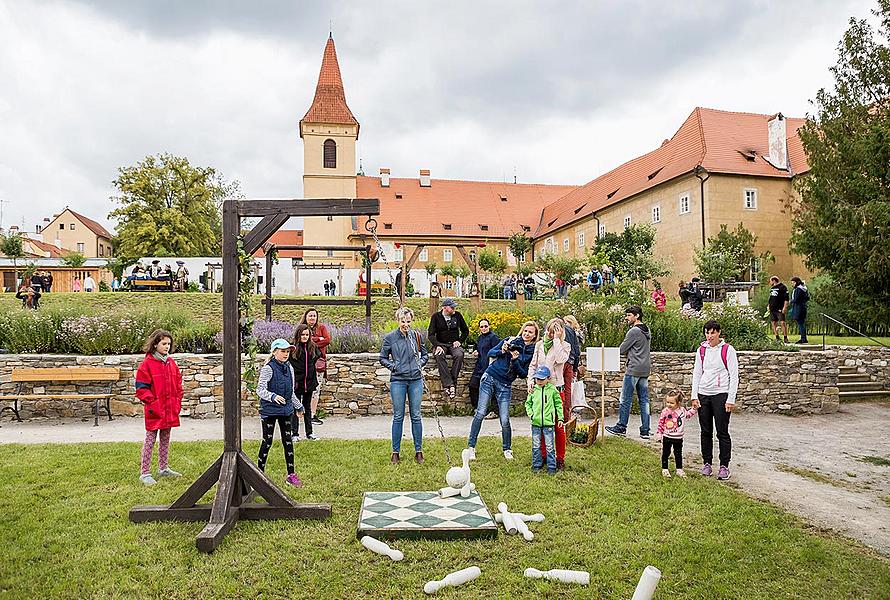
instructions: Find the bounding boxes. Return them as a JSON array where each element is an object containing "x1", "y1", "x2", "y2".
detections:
[{"x1": 2, "y1": 404, "x2": 888, "y2": 556}]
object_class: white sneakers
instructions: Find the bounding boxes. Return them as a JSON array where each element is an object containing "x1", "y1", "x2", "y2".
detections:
[
  {"x1": 465, "y1": 447, "x2": 513, "y2": 460},
  {"x1": 503, "y1": 450, "x2": 514, "y2": 460},
  {"x1": 466, "y1": 447, "x2": 476, "y2": 461}
]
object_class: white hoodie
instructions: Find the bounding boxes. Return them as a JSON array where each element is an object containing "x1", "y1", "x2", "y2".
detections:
[{"x1": 691, "y1": 340, "x2": 739, "y2": 405}]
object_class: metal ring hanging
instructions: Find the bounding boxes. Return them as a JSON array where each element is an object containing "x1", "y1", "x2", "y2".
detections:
[{"x1": 365, "y1": 218, "x2": 378, "y2": 233}]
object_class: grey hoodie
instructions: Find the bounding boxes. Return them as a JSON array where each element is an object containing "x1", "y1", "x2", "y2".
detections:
[{"x1": 619, "y1": 323, "x2": 651, "y2": 377}]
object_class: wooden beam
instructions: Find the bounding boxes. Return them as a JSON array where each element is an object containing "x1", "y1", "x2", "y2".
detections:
[
  {"x1": 222, "y1": 200, "x2": 241, "y2": 452},
  {"x1": 404, "y1": 245, "x2": 424, "y2": 272},
  {"x1": 242, "y1": 213, "x2": 289, "y2": 256},
  {"x1": 129, "y1": 504, "x2": 332, "y2": 523},
  {"x1": 236, "y1": 198, "x2": 380, "y2": 218},
  {"x1": 454, "y1": 245, "x2": 475, "y2": 271},
  {"x1": 237, "y1": 451, "x2": 299, "y2": 508},
  {"x1": 195, "y1": 452, "x2": 238, "y2": 553},
  {"x1": 262, "y1": 298, "x2": 372, "y2": 306},
  {"x1": 169, "y1": 455, "x2": 223, "y2": 509},
  {"x1": 271, "y1": 245, "x2": 369, "y2": 252},
  {"x1": 195, "y1": 508, "x2": 239, "y2": 553}
]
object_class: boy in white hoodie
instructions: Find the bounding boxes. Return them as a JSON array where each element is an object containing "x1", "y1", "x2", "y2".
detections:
[{"x1": 691, "y1": 320, "x2": 739, "y2": 481}]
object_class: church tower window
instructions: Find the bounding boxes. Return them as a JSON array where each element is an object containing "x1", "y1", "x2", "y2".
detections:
[{"x1": 323, "y1": 139, "x2": 337, "y2": 168}]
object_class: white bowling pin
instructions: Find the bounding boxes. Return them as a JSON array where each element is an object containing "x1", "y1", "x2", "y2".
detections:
[
  {"x1": 631, "y1": 565, "x2": 661, "y2": 600},
  {"x1": 524, "y1": 568, "x2": 589, "y2": 585},
  {"x1": 514, "y1": 517, "x2": 534, "y2": 541},
  {"x1": 495, "y1": 512, "x2": 545, "y2": 524},
  {"x1": 360, "y1": 535, "x2": 404, "y2": 561},
  {"x1": 423, "y1": 566, "x2": 482, "y2": 594},
  {"x1": 438, "y1": 483, "x2": 476, "y2": 498},
  {"x1": 497, "y1": 503, "x2": 518, "y2": 535}
]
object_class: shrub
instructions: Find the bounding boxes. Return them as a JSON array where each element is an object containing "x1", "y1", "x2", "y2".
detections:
[
  {"x1": 468, "y1": 311, "x2": 529, "y2": 343},
  {"x1": 327, "y1": 323, "x2": 382, "y2": 354}
]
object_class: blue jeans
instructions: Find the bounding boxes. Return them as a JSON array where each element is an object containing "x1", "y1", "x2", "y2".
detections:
[
  {"x1": 531, "y1": 425, "x2": 556, "y2": 472},
  {"x1": 796, "y1": 311, "x2": 808, "y2": 341},
  {"x1": 390, "y1": 378, "x2": 423, "y2": 453},
  {"x1": 615, "y1": 375, "x2": 650, "y2": 435},
  {"x1": 467, "y1": 373, "x2": 513, "y2": 450}
]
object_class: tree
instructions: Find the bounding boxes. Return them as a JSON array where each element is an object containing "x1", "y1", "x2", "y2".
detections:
[
  {"x1": 477, "y1": 248, "x2": 507, "y2": 290},
  {"x1": 424, "y1": 261, "x2": 438, "y2": 279},
  {"x1": 109, "y1": 153, "x2": 241, "y2": 258},
  {"x1": 791, "y1": 1, "x2": 890, "y2": 312},
  {"x1": 0, "y1": 231, "x2": 25, "y2": 287},
  {"x1": 534, "y1": 253, "x2": 586, "y2": 288},
  {"x1": 61, "y1": 252, "x2": 87, "y2": 268},
  {"x1": 693, "y1": 223, "x2": 772, "y2": 281},
  {"x1": 591, "y1": 224, "x2": 670, "y2": 284},
  {"x1": 507, "y1": 231, "x2": 532, "y2": 267}
]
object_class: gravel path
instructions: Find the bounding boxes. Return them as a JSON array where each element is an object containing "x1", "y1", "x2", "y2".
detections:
[{"x1": 2, "y1": 403, "x2": 888, "y2": 556}]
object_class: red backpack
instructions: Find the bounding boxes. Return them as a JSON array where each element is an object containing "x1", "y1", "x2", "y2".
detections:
[{"x1": 699, "y1": 343, "x2": 730, "y2": 370}]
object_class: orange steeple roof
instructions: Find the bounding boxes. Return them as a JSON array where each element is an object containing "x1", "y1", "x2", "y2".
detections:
[{"x1": 300, "y1": 35, "x2": 359, "y2": 136}]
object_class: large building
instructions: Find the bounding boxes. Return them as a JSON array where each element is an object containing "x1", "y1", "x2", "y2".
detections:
[
  {"x1": 40, "y1": 208, "x2": 114, "y2": 259},
  {"x1": 297, "y1": 36, "x2": 811, "y2": 294}
]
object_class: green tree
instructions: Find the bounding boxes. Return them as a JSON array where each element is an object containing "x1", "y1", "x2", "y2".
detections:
[
  {"x1": 591, "y1": 224, "x2": 669, "y2": 284},
  {"x1": 424, "y1": 261, "x2": 438, "y2": 278},
  {"x1": 792, "y1": 1, "x2": 890, "y2": 312},
  {"x1": 534, "y1": 253, "x2": 586, "y2": 288},
  {"x1": 61, "y1": 252, "x2": 87, "y2": 268},
  {"x1": 477, "y1": 248, "x2": 507, "y2": 291},
  {"x1": 0, "y1": 230, "x2": 25, "y2": 287},
  {"x1": 109, "y1": 153, "x2": 240, "y2": 258},
  {"x1": 507, "y1": 231, "x2": 532, "y2": 267},
  {"x1": 693, "y1": 223, "x2": 772, "y2": 281}
]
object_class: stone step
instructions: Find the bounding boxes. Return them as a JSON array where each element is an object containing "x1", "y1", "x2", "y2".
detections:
[
  {"x1": 796, "y1": 344, "x2": 824, "y2": 351},
  {"x1": 838, "y1": 373, "x2": 871, "y2": 383},
  {"x1": 839, "y1": 390, "x2": 890, "y2": 402},
  {"x1": 837, "y1": 381, "x2": 883, "y2": 392},
  {"x1": 838, "y1": 366, "x2": 860, "y2": 375}
]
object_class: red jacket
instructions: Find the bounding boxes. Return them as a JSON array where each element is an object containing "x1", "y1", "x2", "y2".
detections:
[{"x1": 135, "y1": 354, "x2": 184, "y2": 430}]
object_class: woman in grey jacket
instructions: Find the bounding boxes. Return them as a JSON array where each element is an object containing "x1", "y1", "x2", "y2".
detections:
[{"x1": 380, "y1": 307, "x2": 429, "y2": 464}]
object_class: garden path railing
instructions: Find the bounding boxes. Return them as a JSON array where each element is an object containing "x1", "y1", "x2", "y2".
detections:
[{"x1": 820, "y1": 313, "x2": 888, "y2": 350}]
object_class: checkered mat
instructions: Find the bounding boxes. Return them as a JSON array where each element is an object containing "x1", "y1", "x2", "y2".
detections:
[{"x1": 357, "y1": 491, "x2": 498, "y2": 540}]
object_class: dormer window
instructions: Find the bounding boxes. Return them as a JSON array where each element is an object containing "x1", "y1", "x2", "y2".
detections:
[
  {"x1": 499, "y1": 195, "x2": 507, "y2": 202},
  {"x1": 384, "y1": 223, "x2": 393, "y2": 230},
  {"x1": 443, "y1": 224, "x2": 452, "y2": 231},
  {"x1": 323, "y1": 139, "x2": 337, "y2": 169},
  {"x1": 395, "y1": 194, "x2": 403, "y2": 199},
  {"x1": 522, "y1": 225, "x2": 531, "y2": 232},
  {"x1": 479, "y1": 224, "x2": 489, "y2": 231}
]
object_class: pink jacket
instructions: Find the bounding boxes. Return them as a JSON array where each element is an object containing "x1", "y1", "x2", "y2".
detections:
[
  {"x1": 656, "y1": 406, "x2": 696, "y2": 439},
  {"x1": 527, "y1": 338, "x2": 571, "y2": 388}
]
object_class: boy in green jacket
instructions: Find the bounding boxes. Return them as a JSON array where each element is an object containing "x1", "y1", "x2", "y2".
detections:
[{"x1": 525, "y1": 366, "x2": 563, "y2": 474}]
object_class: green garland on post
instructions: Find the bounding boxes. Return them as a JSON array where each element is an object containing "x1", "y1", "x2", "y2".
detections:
[{"x1": 237, "y1": 237, "x2": 259, "y2": 392}]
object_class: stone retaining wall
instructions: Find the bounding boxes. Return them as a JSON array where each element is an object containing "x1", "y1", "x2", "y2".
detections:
[{"x1": 0, "y1": 347, "x2": 885, "y2": 422}]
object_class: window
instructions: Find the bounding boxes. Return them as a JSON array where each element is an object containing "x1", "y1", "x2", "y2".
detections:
[
  {"x1": 744, "y1": 188, "x2": 758, "y2": 210},
  {"x1": 326, "y1": 249, "x2": 333, "y2": 257},
  {"x1": 70, "y1": 223, "x2": 75, "y2": 230},
  {"x1": 652, "y1": 205, "x2": 661, "y2": 224},
  {"x1": 497, "y1": 250, "x2": 503, "y2": 258},
  {"x1": 77, "y1": 242, "x2": 84, "y2": 252},
  {"x1": 99, "y1": 245, "x2": 104, "y2": 257},
  {"x1": 578, "y1": 231, "x2": 585, "y2": 247},
  {"x1": 469, "y1": 250, "x2": 476, "y2": 262},
  {"x1": 107, "y1": 247, "x2": 112, "y2": 257},
  {"x1": 545, "y1": 237, "x2": 554, "y2": 254},
  {"x1": 323, "y1": 139, "x2": 336, "y2": 168},
  {"x1": 479, "y1": 224, "x2": 488, "y2": 231},
  {"x1": 445, "y1": 279, "x2": 453, "y2": 290},
  {"x1": 326, "y1": 216, "x2": 333, "y2": 221},
  {"x1": 394, "y1": 247, "x2": 404, "y2": 261},
  {"x1": 419, "y1": 249, "x2": 428, "y2": 262},
  {"x1": 598, "y1": 224, "x2": 606, "y2": 238},
  {"x1": 59, "y1": 223, "x2": 64, "y2": 230},
  {"x1": 443, "y1": 224, "x2": 452, "y2": 231},
  {"x1": 563, "y1": 238, "x2": 569, "y2": 252},
  {"x1": 395, "y1": 194, "x2": 403, "y2": 199},
  {"x1": 623, "y1": 215, "x2": 631, "y2": 230},
  {"x1": 443, "y1": 249, "x2": 453, "y2": 262},
  {"x1": 679, "y1": 193, "x2": 690, "y2": 215},
  {"x1": 522, "y1": 225, "x2": 531, "y2": 232},
  {"x1": 384, "y1": 223, "x2": 393, "y2": 230}
]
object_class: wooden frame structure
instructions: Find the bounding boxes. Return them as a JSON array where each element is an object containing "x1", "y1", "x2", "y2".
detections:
[
  {"x1": 130, "y1": 198, "x2": 379, "y2": 553},
  {"x1": 263, "y1": 244, "x2": 373, "y2": 331}
]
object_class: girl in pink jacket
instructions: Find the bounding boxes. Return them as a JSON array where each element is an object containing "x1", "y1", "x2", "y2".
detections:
[{"x1": 656, "y1": 389, "x2": 696, "y2": 478}]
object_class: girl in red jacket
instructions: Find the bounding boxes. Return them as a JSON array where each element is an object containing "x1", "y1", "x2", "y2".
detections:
[{"x1": 135, "y1": 329, "x2": 184, "y2": 485}]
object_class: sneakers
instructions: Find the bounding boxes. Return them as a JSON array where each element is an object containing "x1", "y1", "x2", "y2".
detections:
[
  {"x1": 662, "y1": 469, "x2": 672, "y2": 478},
  {"x1": 676, "y1": 469, "x2": 687, "y2": 478},
  {"x1": 157, "y1": 467, "x2": 182, "y2": 478},
  {"x1": 640, "y1": 432, "x2": 651, "y2": 440},
  {"x1": 605, "y1": 425, "x2": 626, "y2": 437},
  {"x1": 466, "y1": 447, "x2": 477, "y2": 461},
  {"x1": 285, "y1": 473, "x2": 302, "y2": 488},
  {"x1": 503, "y1": 450, "x2": 514, "y2": 460},
  {"x1": 717, "y1": 465, "x2": 731, "y2": 480},
  {"x1": 783, "y1": 336, "x2": 790, "y2": 343},
  {"x1": 311, "y1": 417, "x2": 324, "y2": 425},
  {"x1": 701, "y1": 463, "x2": 713, "y2": 477},
  {"x1": 139, "y1": 473, "x2": 157, "y2": 486},
  {"x1": 484, "y1": 411, "x2": 498, "y2": 420},
  {"x1": 292, "y1": 434, "x2": 301, "y2": 443},
  {"x1": 307, "y1": 434, "x2": 319, "y2": 441}
]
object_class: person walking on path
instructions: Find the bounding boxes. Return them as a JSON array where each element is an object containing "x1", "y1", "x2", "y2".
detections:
[
  {"x1": 789, "y1": 276, "x2": 810, "y2": 344},
  {"x1": 606, "y1": 305, "x2": 652, "y2": 439},
  {"x1": 467, "y1": 320, "x2": 539, "y2": 461},
  {"x1": 768, "y1": 275, "x2": 790, "y2": 343},
  {"x1": 380, "y1": 307, "x2": 429, "y2": 464},
  {"x1": 256, "y1": 338, "x2": 304, "y2": 488},
  {"x1": 298, "y1": 308, "x2": 331, "y2": 425},
  {"x1": 428, "y1": 297, "x2": 469, "y2": 400},
  {"x1": 323, "y1": 280, "x2": 330, "y2": 296},
  {"x1": 528, "y1": 318, "x2": 571, "y2": 470},
  {"x1": 469, "y1": 318, "x2": 500, "y2": 413},
  {"x1": 135, "y1": 329, "x2": 184, "y2": 485},
  {"x1": 691, "y1": 320, "x2": 739, "y2": 481},
  {"x1": 525, "y1": 365, "x2": 563, "y2": 475},
  {"x1": 329, "y1": 279, "x2": 336, "y2": 296},
  {"x1": 289, "y1": 324, "x2": 322, "y2": 442}
]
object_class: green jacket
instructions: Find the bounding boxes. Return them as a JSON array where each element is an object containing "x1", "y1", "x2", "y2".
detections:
[{"x1": 525, "y1": 382, "x2": 563, "y2": 427}]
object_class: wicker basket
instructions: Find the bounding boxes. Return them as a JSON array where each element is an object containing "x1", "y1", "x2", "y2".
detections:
[{"x1": 566, "y1": 415, "x2": 599, "y2": 448}]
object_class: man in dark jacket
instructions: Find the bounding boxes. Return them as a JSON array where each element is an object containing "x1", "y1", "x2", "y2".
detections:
[
  {"x1": 789, "y1": 276, "x2": 809, "y2": 344},
  {"x1": 687, "y1": 279, "x2": 704, "y2": 312},
  {"x1": 606, "y1": 305, "x2": 652, "y2": 439},
  {"x1": 768, "y1": 275, "x2": 790, "y2": 343},
  {"x1": 428, "y1": 297, "x2": 469, "y2": 399}
]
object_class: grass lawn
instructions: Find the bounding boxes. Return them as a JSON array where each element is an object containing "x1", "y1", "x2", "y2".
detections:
[
  {"x1": 820, "y1": 335, "x2": 890, "y2": 347},
  {"x1": 1, "y1": 438, "x2": 888, "y2": 599}
]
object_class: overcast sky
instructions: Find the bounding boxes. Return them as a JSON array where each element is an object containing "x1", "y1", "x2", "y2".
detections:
[{"x1": 0, "y1": 0, "x2": 877, "y2": 233}]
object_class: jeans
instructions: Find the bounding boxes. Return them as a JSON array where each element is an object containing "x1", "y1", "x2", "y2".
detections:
[
  {"x1": 796, "y1": 311, "x2": 808, "y2": 341},
  {"x1": 467, "y1": 373, "x2": 513, "y2": 450},
  {"x1": 615, "y1": 375, "x2": 650, "y2": 435},
  {"x1": 532, "y1": 425, "x2": 556, "y2": 472},
  {"x1": 390, "y1": 378, "x2": 423, "y2": 453}
]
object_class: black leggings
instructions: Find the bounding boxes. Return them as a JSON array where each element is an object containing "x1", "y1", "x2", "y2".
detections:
[
  {"x1": 661, "y1": 437, "x2": 683, "y2": 469},
  {"x1": 698, "y1": 393, "x2": 732, "y2": 467},
  {"x1": 291, "y1": 390, "x2": 313, "y2": 437},
  {"x1": 258, "y1": 415, "x2": 294, "y2": 475}
]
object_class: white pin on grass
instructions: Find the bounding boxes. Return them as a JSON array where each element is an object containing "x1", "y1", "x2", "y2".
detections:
[
  {"x1": 360, "y1": 535, "x2": 404, "y2": 561},
  {"x1": 524, "y1": 568, "x2": 590, "y2": 585},
  {"x1": 423, "y1": 566, "x2": 482, "y2": 594}
]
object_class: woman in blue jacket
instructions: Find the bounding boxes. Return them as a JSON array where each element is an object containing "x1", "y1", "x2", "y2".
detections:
[
  {"x1": 380, "y1": 307, "x2": 429, "y2": 464},
  {"x1": 469, "y1": 319, "x2": 501, "y2": 411},
  {"x1": 467, "y1": 320, "x2": 540, "y2": 461}
]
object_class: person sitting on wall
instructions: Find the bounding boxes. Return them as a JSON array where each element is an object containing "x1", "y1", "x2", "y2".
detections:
[{"x1": 428, "y1": 297, "x2": 469, "y2": 400}]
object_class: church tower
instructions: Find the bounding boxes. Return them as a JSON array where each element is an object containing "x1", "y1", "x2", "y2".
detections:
[{"x1": 300, "y1": 35, "x2": 359, "y2": 264}]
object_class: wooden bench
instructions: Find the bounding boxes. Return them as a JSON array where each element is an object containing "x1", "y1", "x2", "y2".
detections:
[{"x1": 0, "y1": 367, "x2": 121, "y2": 426}]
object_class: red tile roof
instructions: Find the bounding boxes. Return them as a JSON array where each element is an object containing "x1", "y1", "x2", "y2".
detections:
[
  {"x1": 66, "y1": 208, "x2": 114, "y2": 239},
  {"x1": 300, "y1": 36, "x2": 359, "y2": 134},
  {"x1": 20, "y1": 236, "x2": 70, "y2": 258},
  {"x1": 354, "y1": 176, "x2": 578, "y2": 240},
  {"x1": 253, "y1": 230, "x2": 304, "y2": 259},
  {"x1": 535, "y1": 107, "x2": 810, "y2": 237}
]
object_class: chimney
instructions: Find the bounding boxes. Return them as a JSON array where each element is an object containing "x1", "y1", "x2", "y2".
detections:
[
  {"x1": 380, "y1": 168, "x2": 390, "y2": 187},
  {"x1": 767, "y1": 113, "x2": 787, "y2": 170},
  {"x1": 9, "y1": 225, "x2": 18, "y2": 233},
  {"x1": 419, "y1": 169, "x2": 431, "y2": 187}
]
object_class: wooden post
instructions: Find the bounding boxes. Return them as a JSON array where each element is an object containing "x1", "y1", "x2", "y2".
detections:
[
  {"x1": 265, "y1": 249, "x2": 273, "y2": 322},
  {"x1": 600, "y1": 343, "x2": 606, "y2": 445}
]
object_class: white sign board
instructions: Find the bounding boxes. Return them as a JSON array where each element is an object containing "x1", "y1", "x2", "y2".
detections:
[{"x1": 586, "y1": 347, "x2": 621, "y2": 372}]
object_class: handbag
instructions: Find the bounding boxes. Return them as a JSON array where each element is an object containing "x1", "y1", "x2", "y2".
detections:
[{"x1": 315, "y1": 356, "x2": 327, "y2": 371}]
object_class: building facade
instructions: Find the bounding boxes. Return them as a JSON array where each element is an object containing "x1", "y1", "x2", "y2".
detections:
[{"x1": 42, "y1": 208, "x2": 114, "y2": 259}]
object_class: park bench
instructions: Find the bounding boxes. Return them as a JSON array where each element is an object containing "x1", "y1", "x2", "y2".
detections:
[{"x1": 0, "y1": 367, "x2": 121, "y2": 426}]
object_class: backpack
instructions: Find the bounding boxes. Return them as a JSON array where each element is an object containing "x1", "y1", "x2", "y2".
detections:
[
  {"x1": 699, "y1": 343, "x2": 730, "y2": 370},
  {"x1": 797, "y1": 287, "x2": 809, "y2": 303}
]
